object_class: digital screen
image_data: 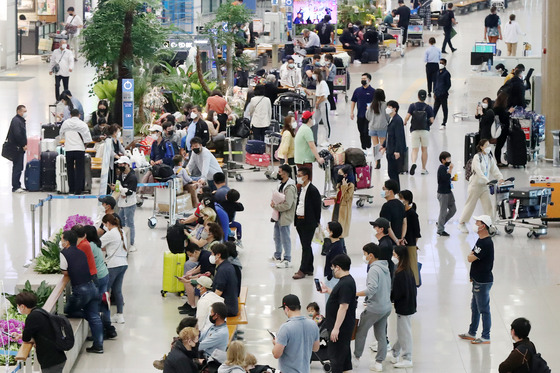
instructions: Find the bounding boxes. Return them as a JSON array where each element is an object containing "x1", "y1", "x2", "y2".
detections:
[
  {"x1": 474, "y1": 43, "x2": 497, "y2": 54},
  {"x1": 293, "y1": 0, "x2": 337, "y2": 25}
]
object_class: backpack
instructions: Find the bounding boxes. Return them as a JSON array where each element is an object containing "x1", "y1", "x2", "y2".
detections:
[
  {"x1": 465, "y1": 153, "x2": 493, "y2": 181},
  {"x1": 485, "y1": 14, "x2": 500, "y2": 28},
  {"x1": 438, "y1": 11, "x2": 451, "y2": 27},
  {"x1": 530, "y1": 352, "x2": 551, "y2": 373},
  {"x1": 152, "y1": 164, "x2": 174, "y2": 180},
  {"x1": 410, "y1": 103, "x2": 430, "y2": 131},
  {"x1": 36, "y1": 308, "x2": 75, "y2": 351},
  {"x1": 166, "y1": 223, "x2": 186, "y2": 254}
]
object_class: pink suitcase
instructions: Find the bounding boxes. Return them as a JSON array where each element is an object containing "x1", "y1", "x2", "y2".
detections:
[
  {"x1": 245, "y1": 153, "x2": 271, "y2": 167},
  {"x1": 27, "y1": 136, "x2": 41, "y2": 161},
  {"x1": 355, "y1": 164, "x2": 372, "y2": 189}
]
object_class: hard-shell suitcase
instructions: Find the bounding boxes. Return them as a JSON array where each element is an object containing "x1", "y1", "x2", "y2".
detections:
[
  {"x1": 246, "y1": 140, "x2": 266, "y2": 154},
  {"x1": 84, "y1": 153, "x2": 92, "y2": 193},
  {"x1": 245, "y1": 153, "x2": 270, "y2": 167},
  {"x1": 24, "y1": 159, "x2": 41, "y2": 192},
  {"x1": 399, "y1": 149, "x2": 409, "y2": 174},
  {"x1": 530, "y1": 176, "x2": 560, "y2": 220},
  {"x1": 26, "y1": 136, "x2": 41, "y2": 161},
  {"x1": 507, "y1": 122, "x2": 527, "y2": 167},
  {"x1": 40, "y1": 151, "x2": 57, "y2": 191},
  {"x1": 56, "y1": 154, "x2": 69, "y2": 194},
  {"x1": 464, "y1": 132, "x2": 480, "y2": 166},
  {"x1": 355, "y1": 164, "x2": 372, "y2": 189},
  {"x1": 40, "y1": 139, "x2": 57, "y2": 153},
  {"x1": 162, "y1": 251, "x2": 186, "y2": 296}
]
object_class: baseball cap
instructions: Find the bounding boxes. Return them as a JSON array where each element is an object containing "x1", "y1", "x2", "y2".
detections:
[
  {"x1": 98, "y1": 196, "x2": 116, "y2": 209},
  {"x1": 473, "y1": 215, "x2": 492, "y2": 228},
  {"x1": 302, "y1": 111, "x2": 315, "y2": 120},
  {"x1": 279, "y1": 294, "x2": 300, "y2": 310},
  {"x1": 149, "y1": 124, "x2": 163, "y2": 133},
  {"x1": 191, "y1": 276, "x2": 213, "y2": 289},
  {"x1": 115, "y1": 156, "x2": 131, "y2": 165},
  {"x1": 418, "y1": 89, "x2": 427, "y2": 100},
  {"x1": 369, "y1": 217, "x2": 390, "y2": 229}
]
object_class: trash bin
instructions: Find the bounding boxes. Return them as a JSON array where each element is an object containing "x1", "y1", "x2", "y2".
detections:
[{"x1": 553, "y1": 130, "x2": 560, "y2": 167}]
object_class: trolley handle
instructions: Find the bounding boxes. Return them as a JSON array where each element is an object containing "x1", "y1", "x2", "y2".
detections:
[{"x1": 487, "y1": 176, "x2": 515, "y2": 186}]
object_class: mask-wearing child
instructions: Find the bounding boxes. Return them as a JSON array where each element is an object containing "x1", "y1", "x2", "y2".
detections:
[{"x1": 306, "y1": 302, "x2": 324, "y2": 325}]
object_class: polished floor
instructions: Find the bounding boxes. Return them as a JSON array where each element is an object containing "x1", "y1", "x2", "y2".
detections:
[{"x1": 1, "y1": 1, "x2": 559, "y2": 372}]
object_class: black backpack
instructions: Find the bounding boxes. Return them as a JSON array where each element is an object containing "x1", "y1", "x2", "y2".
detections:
[
  {"x1": 410, "y1": 103, "x2": 430, "y2": 131},
  {"x1": 531, "y1": 352, "x2": 551, "y2": 373},
  {"x1": 152, "y1": 164, "x2": 174, "y2": 180},
  {"x1": 166, "y1": 223, "x2": 186, "y2": 254},
  {"x1": 36, "y1": 308, "x2": 74, "y2": 351},
  {"x1": 438, "y1": 11, "x2": 451, "y2": 27}
]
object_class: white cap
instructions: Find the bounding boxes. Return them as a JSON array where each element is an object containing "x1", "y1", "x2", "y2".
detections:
[
  {"x1": 149, "y1": 124, "x2": 163, "y2": 133},
  {"x1": 115, "y1": 156, "x2": 132, "y2": 165},
  {"x1": 473, "y1": 215, "x2": 493, "y2": 228}
]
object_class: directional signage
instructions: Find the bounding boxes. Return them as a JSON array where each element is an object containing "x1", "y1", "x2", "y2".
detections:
[
  {"x1": 285, "y1": 0, "x2": 292, "y2": 6},
  {"x1": 122, "y1": 79, "x2": 134, "y2": 145}
]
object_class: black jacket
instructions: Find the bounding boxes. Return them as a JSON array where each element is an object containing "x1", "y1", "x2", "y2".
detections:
[
  {"x1": 383, "y1": 114, "x2": 406, "y2": 156},
  {"x1": 340, "y1": 30, "x2": 358, "y2": 46},
  {"x1": 7, "y1": 114, "x2": 27, "y2": 152},
  {"x1": 493, "y1": 106, "x2": 511, "y2": 129},
  {"x1": 434, "y1": 68, "x2": 452, "y2": 97},
  {"x1": 91, "y1": 124, "x2": 109, "y2": 142},
  {"x1": 264, "y1": 83, "x2": 289, "y2": 106},
  {"x1": 476, "y1": 108, "x2": 495, "y2": 140},
  {"x1": 163, "y1": 341, "x2": 198, "y2": 373},
  {"x1": 192, "y1": 120, "x2": 210, "y2": 146},
  {"x1": 507, "y1": 76, "x2": 526, "y2": 108},
  {"x1": 294, "y1": 182, "x2": 321, "y2": 227},
  {"x1": 117, "y1": 170, "x2": 138, "y2": 195},
  {"x1": 391, "y1": 269, "x2": 417, "y2": 315}
]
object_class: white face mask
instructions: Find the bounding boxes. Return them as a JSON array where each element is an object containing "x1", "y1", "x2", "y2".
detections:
[
  {"x1": 312, "y1": 74, "x2": 318, "y2": 80},
  {"x1": 117, "y1": 131, "x2": 122, "y2": 138},
  {"x1": 380, "y1": 190, "x2": 387, "y2": 198},
  {"x1": 150, "y1": 133, "x2": 159, "y2": 141},
  {"x1": 481, "y1": 103, "x2": 488, "y2": 109},
  {"x1": 391, "y1": 256, "x2": 399, "y2": 265},
  {"x1": 472, "y1": 224, "x2": 480, "y2": 232},
  {"x1": 439, "y1": 63, "x2": 445, "y2": 70},
  {"x1": 362, "y1": 255, "x2": 369, "y2": 264},
  {"x1": 190, "y1": 112, "x2": 198, "y2": 120},
  {"x1": 288, "y1": 63, "x2": 295, "y2": 69},
  {"x1": 201, "y1": 230, "x2": 209, "y2": 240},
  {"x1": 22, "y1": 113, "x2": 28, "y2": 118},
  {"x1": 209, "y1": 255, "x2": 216, "y2": 265},
  {"x1": 385, "y1": 108, "x2": 393, "y2": 115},
  {"x1": 59, "y1": 241, "x2": 65, "y2": 250},
  {"x1": 482, "y1": 147, "x2": 489, "y2": 154},
  {"x1": 297, "y1": 177, "x2": 304, "y2": 184},
  {"x1": 291, "y1": 120, "x2": 298, "y2": 129},
  {"x1": 61, "y1": 44, "x2": 67, "y2": 50}
]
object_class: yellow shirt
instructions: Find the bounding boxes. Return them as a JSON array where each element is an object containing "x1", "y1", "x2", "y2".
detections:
[{"x1": 277, "y1": 130, "x2": 295, "y2": 160}]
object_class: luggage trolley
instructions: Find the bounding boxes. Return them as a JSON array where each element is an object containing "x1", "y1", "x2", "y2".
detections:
[
  {"x1": 380, "y1": 26, "x2": 405, "y2": 58},
  {"x1": 147, "y1": 178, "x2": 179, "y2": 229},
  {"x1": 407, "y1": 23, "x2": 424, "y2": 47},
  {"x1": 488, "y1": 177, "x2": 553, "y2": 238},
  {"x1": 333, "y1": 67, "x2": 350, "y2": 103},
  {"x1": 321, "y1": 159, "x2": 374, "y2": 209},
  {"x1": 273, "y1": 90, "x2": 311, "y2": 123}
]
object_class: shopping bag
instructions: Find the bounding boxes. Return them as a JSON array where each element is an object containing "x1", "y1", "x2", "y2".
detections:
[
  {"x1": 450, "y1": 27, "x2": 457, "y2": 39},
  {"x1": 312, "y1": 226, "x2": 325, "y2": 245}
]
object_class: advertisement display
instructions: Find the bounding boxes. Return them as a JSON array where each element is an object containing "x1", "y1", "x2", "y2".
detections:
[{"x1": 292, "y1": 0, "x2": 337, "y2": 25}]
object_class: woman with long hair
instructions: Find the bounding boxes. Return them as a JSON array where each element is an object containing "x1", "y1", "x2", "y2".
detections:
[
  {"x1": 475, "y1": 97, "x2": 495, "y2": 143},
  {"x1": 366, "y1": 89, "x2": 390, "y2": 169},
  {"x1": 389, "y1": 245, "x2": 417, "y2": 368},
  {"x1": 458, "y1": 139, "x2": 504, "y2": 233},
  {"x1": 277, "y1": 114, "x2": 296, "y2": 170},
  {"x1": 398, "y1": 190, "x2": 421, "y2": 286},
  {"x1": 100, "y1": 214, "x2": 128, "y2": 324},
  {"x1": 311, "y1": 68, "x2": 332, "y2": 146},
  {"x1": 217, "y1": 341, "x2": 246, "y2": 373}
]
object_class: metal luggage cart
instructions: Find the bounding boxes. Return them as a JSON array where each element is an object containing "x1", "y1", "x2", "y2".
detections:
[
  {"x1": 147, "y1": 178, "x2": 179, "y2": 229},
  {"x1": 333, "y1": 67, "x2": 350, "y2": 103},
  {"x1": 38, "y1": 37, "x2": 53, "y2": 63},
  {"x1": 490, "y1": 0, "x2": 505, "y2": 11},
  {"x1": 321, "y1": 159, "x2": 373, "y2": 209},
  {"x1": 379, "y1": 26, "x2": 405, "y2": 58},
  {"x1": 406, "y1": 24, "x2": 424, "y2": 47},
  {"x1": 489, "y1": 177, "x2": 553, "y2": 238},
  {"x1": 273, "y1": 90, "x2": 311, "y2": 123},
  {"x1": 49, "y1": 32, "x2": 68, "y2": 51}
]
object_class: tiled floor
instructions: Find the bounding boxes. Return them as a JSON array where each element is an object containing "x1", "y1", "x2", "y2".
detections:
[{"x1": 1, "y1": 1, "x2": 559, "y2": 372}]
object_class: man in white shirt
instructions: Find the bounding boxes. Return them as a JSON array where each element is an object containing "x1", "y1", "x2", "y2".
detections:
[
  {"x1": 297, "y1": 29, "x2": 321, "y2": 54},
  {"x1": 49, "y1": 40, "x2": 74, "y2": 101},
  {"x1": 63, "y1": 7, "x2": 83, "y2": 59},
  {"x1": 60, "y1": 108, "x2": 92, "y2": 194},
  {"x1": 192, "y1": 277, "x2": 224, "y2": 332},
  {"x1": 187, "y1": 136, "x2": 223, "y2": 190},
  {"x1": 280, "y1": 56, "x2": 302, "y2": 88}
]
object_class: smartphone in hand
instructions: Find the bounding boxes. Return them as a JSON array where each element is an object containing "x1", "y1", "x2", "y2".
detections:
[
  {"x1": 174, "y1": 275, "x2": 181, "y2": 280},
  {"x1": 314, "y1": 278, "x2": 322, "y2": 292},
  {"x1": 267, "y1": 329, "x2": 276, "y2": 339}
]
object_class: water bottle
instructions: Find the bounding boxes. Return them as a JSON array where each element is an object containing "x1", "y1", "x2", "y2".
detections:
[{"x1": 115, "y1": 180, "x2": 121, "y2": 193}]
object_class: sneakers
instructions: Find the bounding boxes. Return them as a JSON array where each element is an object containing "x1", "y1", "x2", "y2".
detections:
[
  {"x1": 452, "y1": 48, "x2": 458, "y2": 53},
  {"x1": 86, "y1": 346, "x2": 104, "y2": 354},
  {"x1": 276, "y1": 260, "x2": 292, "y2": 269},
  {"x1": 421, "y1": 169, "x2": 429, "y2": 175},
  {"x1": 458, "y1": 223, "x2": 469, "y2": 233},
  {"x1": 437, "y1": 231, "x2": 450, "y2": 237},
  {"x1": 128, "y1": 245, "x2": 137, "y2": 252},
  {"x1": 409, "y1": 164, "x2": 417, "y2": 175},
  {"x1": 178, "y1": 302, "x2": 193, "y2": 311},
  {"x1": 389, "y1": 354, "x2": 399, "y2": 364},
  {"x1": 458, "y1": 333, "x2": 476, "y2": 341},
  {"x1": 353, "y1": 60, "x2": 362, "y2": 65},
  {"x1": 370, "y1": 362, "x2": 383, "y2": 372},
  {"x1": 111, "y1": 313, "x2": 125, "y2": 324},
  {"x1": 320, "y1": 141, "x2": 330, "y2": 148},
  {"x1": 352, "y1": 355, "x2": 360, "y2": 368},
  {"x1": 13, "y1": 188, "x2": 27, "y2": 193},
  {"x1": 394, "y1": 360, "x2": 413, "y2": 368},
  {"x1": 439, "y1": 125, "x2": 446, "y2": 130},
  {"x1": 471, "y1": 338, "x2": 491, "y2": 344},
  {"x1": 179, "y1": 307, "x2": 196, "y2": 315}
]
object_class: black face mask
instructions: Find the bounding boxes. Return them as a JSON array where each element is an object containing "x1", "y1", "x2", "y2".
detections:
[
  {"x1": 118, "y1": 166, "x2": 126, "y2": 171},
  {"x1": 167, "y1": 130, "x2": 174, "y2": 136},
  {"x1": 192, "y1": 148, "x2": 201, "y2": 154},
  {"x1": 98, "y1": 109, "x2": 107, "y2": 115},
  {"x1": 209, "y1": 314, "x2": 217, "y2": 324},
  {"x1": 336, "y1": 175, "x2": 345, "y2": 184},
  {"x1": 276, "y1": 173, "x2": 283, "y2": 181},
  {"x1": 361, "y1": 80, "x2": 367, "y2": 86},
  {"x1": 197, "y1": 217, "x2": 204, "y2": 225},
  {"x1": 444, "y1": 161, "x2": 451, "y2": 167}
]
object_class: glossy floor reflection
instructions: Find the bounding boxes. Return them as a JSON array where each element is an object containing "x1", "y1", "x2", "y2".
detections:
[{"x1": 1, "y1": 1, "x2": 559, "y2": 372}]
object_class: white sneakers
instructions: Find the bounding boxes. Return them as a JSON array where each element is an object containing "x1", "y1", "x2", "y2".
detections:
[
  {"x1": 13, "y1": 188, "x2": 26, "y2": 193},
  {"x1": 421, "y1": 169, "x2": 429, "y2": 175},
  {"x1": 370, "y1": 362, "x2": 383, "y2": 372},
  {"x1": 389, "y1": 355, "x2": 399, "y2": 364},
  {"x1": 320, "y1": 142, "x2": 330, "y2": 148},
  {"x1": 439, "y1": 125, "x2": 446, "y2": 130},
  {"x1": 128, "y1": 245, "x2": 137, "y2": 252},
  {"x1": 275, "y1": 260, "x2": 292, "y2": 269},
  {"x1": 111, "y1": 313, "x2": 125, "y2": 324},
  {"x1": 394, "y1": 360, "x2": 413, "y2": 368},
  {"x1": 459, "y1": 223, "x2": 469, "y2": 233},
  {"x1": 352, "y1": 355, "x2": 360, "y2": 369}
]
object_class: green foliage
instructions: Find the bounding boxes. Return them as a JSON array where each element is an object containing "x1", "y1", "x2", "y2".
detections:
[
  {"x1": 93, "y1": 80, "x2": 118, "y2": 102},
  {"x1": 337, "y1": 0, "x2": 379, "y2": 29},
  {"x1": 34, "y1": 231, "x2": 62, "y2": 274},
  {"x1": 3, "y1": 280, "x2": 54, "y2": 311}
]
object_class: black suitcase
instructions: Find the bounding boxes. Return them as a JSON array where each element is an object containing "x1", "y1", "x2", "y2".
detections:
[
  {"x1": 40, "y1": 151, "x2": 57, "y2": 191},
  {"x1": 42, "y1": 124, "x2": 61, "y2": 139},
  {"x1": 507, "y1": 122, "x2": 527, "y2": 167},
  {"x1": 246, "y1": 140, "x2": 266, "y2": 154},
  {"x1": 464, "y1": 132, "x2": 480, "y2": 166},
  {"x1": 84, "y1": 153, "x2": 92, "y2": 193},
  {"x1": 399, "y1": 148, "x2": 409, "y2": 174}
]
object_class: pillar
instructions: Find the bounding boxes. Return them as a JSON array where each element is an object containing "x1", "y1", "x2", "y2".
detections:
[
  {"x1": 0, "y1": 0, "x2": 17, "y2": 70},
  {"x1": 542, "y1": 0, "x2": 560, "y2": 158}
]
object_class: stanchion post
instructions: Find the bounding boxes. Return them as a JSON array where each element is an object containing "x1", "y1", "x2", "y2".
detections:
[
  {"x1": 47, "y1": 196, "x2": 52, "y2": 238},
  {"x1": 30, "y1": 204, "x2": 36, "y2": 260},
  {"x1": 38, "y1": 199, "x2": 43, "y2": 253}
]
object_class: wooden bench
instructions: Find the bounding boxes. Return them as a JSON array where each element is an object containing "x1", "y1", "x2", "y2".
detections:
[
  {"x1": 226, "y1": 289, "x2": 249, "y2": 343},
  {"x1": 238, "y1": 286, "x2": 248, "y2": 305}
]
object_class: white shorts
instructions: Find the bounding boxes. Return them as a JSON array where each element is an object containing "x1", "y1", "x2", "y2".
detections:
[{"x1": 410, "y1": 130, "x2": 430, "y2": 148}]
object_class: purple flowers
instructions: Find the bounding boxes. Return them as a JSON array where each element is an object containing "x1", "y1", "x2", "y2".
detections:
[
  {"x1": 63, "y1": 214, "x2": 94, "y2": 231},
  {"x1": 0, "y1": 319, "x2": 25, "y2": 346}
]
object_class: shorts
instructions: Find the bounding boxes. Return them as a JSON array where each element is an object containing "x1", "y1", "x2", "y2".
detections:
[
  {"x1": 410, "y1": 130, "x2": 430, "y2": 148},
  {"x1": 369, "y1": 129, "x2": 387, "y2": 138}
]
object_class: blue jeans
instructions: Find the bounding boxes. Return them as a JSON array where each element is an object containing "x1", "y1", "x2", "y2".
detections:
[
  {"x1": 64, "y1": 281, "x2": 103, "y2": 349},
  {"x1": 96, "y1": 275, "x2": 112, "y2": 331},
  {"x1": 230, "y1": 221, "x2": 242, "y2": 239},
  {"x1": 468, "y1": 281, "x2": 493, "y2": 340},
  {"x1": 273, "y1": 222, "x2": 291, "y2": 262},
  {"x1": 108, "y1": 265, "x2": 128, "y2": 313},
  {"x1": 119, "y1": 204, "x2": 136, "y2": 246}
]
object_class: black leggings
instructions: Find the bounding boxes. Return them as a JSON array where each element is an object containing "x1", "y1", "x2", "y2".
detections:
[
  {"x1": 495, "y1": 125, "x2": 510, "y2": 164},
  {"x1": 327, "y1": 80, "x2": 337, "y2": 110}
]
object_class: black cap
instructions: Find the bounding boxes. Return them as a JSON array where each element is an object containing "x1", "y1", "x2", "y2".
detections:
[
  {"x1": 418, "y1": 89, "x2": 427, "y2": 101},
  {"x1": 98, "y1": 196, "x2": 116, "y2": 209},
  {"x1": 369, "y1": 217, "x2": 390, "y2": 229},
  {"x1": 279, "y1": 294, "x2": 300, "y2": 310}
]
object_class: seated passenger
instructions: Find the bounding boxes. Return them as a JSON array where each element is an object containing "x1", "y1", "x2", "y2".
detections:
[
  {"x1": 199, "y1": 302, "x2": 229, "y2": 357},
  {"x1": 210, "y1": 243, "x2": 239, "y2": 317}
]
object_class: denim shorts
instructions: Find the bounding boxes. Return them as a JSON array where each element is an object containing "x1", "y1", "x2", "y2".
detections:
[{"x1": 369, "y1": 129, "x2": 387, "y2": 137}]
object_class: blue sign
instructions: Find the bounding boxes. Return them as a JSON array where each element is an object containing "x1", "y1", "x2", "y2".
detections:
[
  {"x1": 287, "y1": 7, "x2": 293, "y2": 31},
  {"x1": 271, "y1": 0, "x2": 278, "y2": 5},
  {"x1": 122, "y1": 79, "x2": 134, "y2": 93},
  {"x1": 122, "y1": 79, "x2": 134, "y2": 131},
  {"x1": 285, "y1": 0, "x2": 292, "y2": 5}
]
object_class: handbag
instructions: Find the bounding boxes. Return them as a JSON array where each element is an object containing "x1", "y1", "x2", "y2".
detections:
[
  {"x1": 2, "y1": 140, "x2": 18, "y2": 161},
  {"x1": 51, "y1": 50, "x2": 66, "y2": 74},
  {"x1": 328, "y1": 143, "x2": 345, "y2": 165},
  {"x1": 450, "y1": 27, "x2": 457, "y2": 39},
  {"x1": 312, "y1": 225, "x2": 325, "y2": 245}
]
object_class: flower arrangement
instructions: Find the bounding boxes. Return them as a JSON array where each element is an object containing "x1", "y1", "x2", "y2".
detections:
[
  {"x1": 143, "y1": 86, "x2": 168, "y2": 112},
  {"x1": 63, "y1": 215, "x2": 94, "y2": 232},
  {"x1": 0, "y1": 316, "x2": 25, "y2": 366}
]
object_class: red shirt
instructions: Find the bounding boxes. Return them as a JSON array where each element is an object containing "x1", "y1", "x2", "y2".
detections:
[
  {"x1": 206, "y1": 96, "x2": 227, "y2": 114},
  {"x1": 77, "y1": 239, "x2": 98, "y2": 276}
]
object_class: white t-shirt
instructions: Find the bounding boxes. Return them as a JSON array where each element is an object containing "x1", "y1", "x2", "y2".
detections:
[
  {"x1": 296, "y1": 183, "x2": 309, "y2": 216},
  {"x1": 315, "y1": 80, "x2": 330, "y2": 98},
  {"x1": 100, "y1": 227, "x2": 128, "y2": 268}
]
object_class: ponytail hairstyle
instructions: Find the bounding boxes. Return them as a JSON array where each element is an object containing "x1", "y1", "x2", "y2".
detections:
[
  {"x1": 398, "y1": 189, "x2": 416, "y2": 211},
  {"x1": 102, "y1": 214, "x2": 127, "y2": 251},
  {"x1": 509, "y1": 14, "x2": 515, "y2": 24},
  {"x1": 394, "y1": 245, "x2": 412, "y2": 274}
]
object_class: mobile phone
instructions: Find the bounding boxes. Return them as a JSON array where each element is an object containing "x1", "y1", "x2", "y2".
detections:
[
  {"x1": 174, "y1": 275, "x2": 181, "y2": 280},
  {"x1": 267, "y1": 329, "x2": 276, "y2": 339},
  {"x1": 314, "y1": 278, "x2": 322, "y2": 292}
]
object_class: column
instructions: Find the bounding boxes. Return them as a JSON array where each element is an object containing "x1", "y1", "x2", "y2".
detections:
[{"x1": 542, "y1": 0, "x2": 560, "y2": 158}]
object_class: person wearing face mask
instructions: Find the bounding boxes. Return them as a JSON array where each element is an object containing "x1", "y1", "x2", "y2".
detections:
[
  {"x1": 210, "y1": 243, "x2": 239, "y2": 316},
  {"x1": 350, "y1": 73, "x2": 375, "y2": 150},
  {"x1": 5, "y1": 105, "x2": 28, "y2": 193},
  {"x1": 49, "y1": 40, "x2": 74, "y2": 102},
  {"x1": 244, "y1": 84, "x2": 272, "y2": 141},
  {"x1": 192, "y1": 277, "x2": 223, "y2": 332},
  {"x1": 187, "y1": 137, "x2": 223, "y2": 190},
  {"x1": 199, "y1": 302, "x2": 229, "y2": 358},
  {"x1": 106, "y1": 124, "x2": 125, "y2": 187},
  {"x1": 506, "y1": 67, "x2": 527, "y2": 109},
  {"x1": 182, "y1": 105, "x2": 209, "y2": 152},
  {"x1": 147, "y1": 124, "x2": 175, "y2": 168},
  {"x1": 436, "y1": 151, "x2": 457, "y2": 237},
  {"x1": 206, "y1": 90, "x2": 232, "y2": 133},
  {"x1": 280, "y1": 56, "x2": 302, "y2": 89},
  {"x1": 352, "y1": 243, "x2": 391, "y2": 372},
  {"x1": 163, "y1": 121, "x2": 181, "y2": 153},
  {"x1": 397, "y1": 190, "x2": 421, "y2": 286},
  {"x1": 90, "y1": 100, "x2": 113, "y2": 127},
  {"x1": 271, "y1": 164, "x2": 297, "y2": 268},
  {"x1": 433, "y1": 58, "x2": 452, "y2": 129},
  {"x1": 492, "y1": 91, "x2": 512, "y2": 166},
  {"x1": 303, "y1": 54, "x2": 322, "y2": 90},
  {"x1": 309, "y1": 68, "x2": 332, "y2": 147},
  {"x1": 458, "y1": 140, "x2": 504, "y2": 233},
  {"x1": 332, "y1": 166, "x2": 354, "y2": 238},
  {"x1": 380, "y1": 101, "x2": 406, "y2": 189},
  {"x1": 96, "y1": 196, "x2": 120, "y2": 237},
  {"x1": 272, "y1": 294, "x2": 320, "y2": 373},
  {"x1": 112, "y1": 156, "x2": 137, "y2": 252},
  {"x1": 475, "y1": 97, "x2": 495, "y2": 143},
  {"x1": 458, "y1": 215, "x2": 495, "y2": 345},
  {"x1": 498, "y1": 318, "x2": 540, "y2": 373},
  {"x1": 369, "y1": 217, "x2": 396, "y2": 281},
  {"x1": 323, "y1": 54, "x2": 337, "y2": 114},
  {"x1": 277, "y1": 115, "x2": 297, "y2": 170},
  {"x1": 366, "y1": 89, "x2": 390, "y2": 169},
  {"x1": 14, "y1": 292, "x2": 67, "y2": 372},
  {"x1": 293, "y1": 111, "x2": 325, "y2": 181},
  {"x1": 59, "y1": 90, "x2": 84, "y2": 121},
  {"x1": 323, "y1": 221, "x2": 346, "y2": 300},
  {"x1": 164, "y1": 326, "x2": 200, "y2": 373},
  {"x1": 63, "y1": 7, "x2": 83, "y2": 59}
]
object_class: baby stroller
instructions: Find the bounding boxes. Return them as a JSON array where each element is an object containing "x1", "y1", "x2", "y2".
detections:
[{"x1": 311, "y1": 326, "x2": 332, "y2": 372}]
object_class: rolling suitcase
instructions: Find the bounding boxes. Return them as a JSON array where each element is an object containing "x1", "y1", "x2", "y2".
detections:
[
  {"x1": 40, "y1": 139, "x2": 57, "y2": 153},
  {"x1": 355, "y1": 164, "x2": 372, "y2": 189},
  {"x1": 162, "y1": 251, "x2": 187, "y2": 296},
  {"x1": 507, "y1": 122, "x2": 527, "y2": 167},
  {"x1": 84, "y1": 153, "x2": 92, "y2": 193},
  {"x1": 399, "y1": 148, "x2": 409, "y2": 174},
  {"x1": 24, "y1": 159, "x2": 41, "y2": 192},
  {"x1": 42, "y1": 124, "x2": 61, "y2": 139},
  {"x1": 40, "y1": 151, "x2": 57, "y2": 191},
  {"x1": 464, "y1": 132, "x2": 480, "y2": 166},
  {"x1": 26, "y1": 136, "x2": 41, "y2": 161},
  {"x1": 56, "y1": 154, "x2": 69, "y2": 194},
  {"x1": 246, "y1": 140, "x2": 266, "y2": 154},
  {"x1": 245, "y1": 153, "x2": 270, "y2": 167}
]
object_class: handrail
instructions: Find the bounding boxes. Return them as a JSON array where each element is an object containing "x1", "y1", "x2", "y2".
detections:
[{"x1": 14, "y1": 275, "x2": 70, "y2": 362}]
